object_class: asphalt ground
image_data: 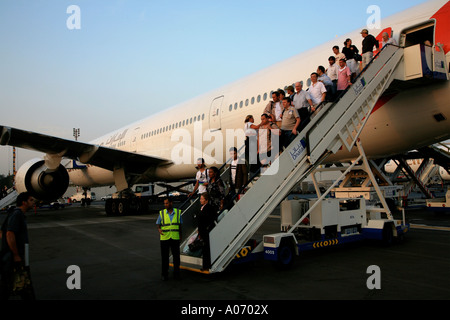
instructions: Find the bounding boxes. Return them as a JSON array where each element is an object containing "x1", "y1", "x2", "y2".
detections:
[{"x1": 2, "y1": 200, "x2": 450, "y2": 308}]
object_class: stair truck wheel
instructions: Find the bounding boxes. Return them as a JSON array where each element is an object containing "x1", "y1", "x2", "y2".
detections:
[
  {"x1": 382, "y1": 222, "x2": 394, "y2": 246},
  {"x1": 277, "y1": 239, "x2": 296, "y2": 268}
]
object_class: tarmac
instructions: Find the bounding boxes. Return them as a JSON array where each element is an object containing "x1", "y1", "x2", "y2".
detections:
[{"x1": 2, "y1": 200, "x2": 450, "y2": 304}]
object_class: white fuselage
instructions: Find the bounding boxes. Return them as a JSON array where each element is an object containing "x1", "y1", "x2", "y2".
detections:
[{"x1": 69, "y1": 0, "x2": 450, "y2": 187}]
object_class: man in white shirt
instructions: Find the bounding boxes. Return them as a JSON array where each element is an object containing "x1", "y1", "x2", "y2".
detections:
[
  {"x1": 326, "y1": 56, "x2": 339, "y2": 100},
  {"x1": 333, "y1": 46, "x2": 346, "y2": 65},
  {"x1": 308, "y1": 73, "x2": 327, "y2": 107},
  {"x1": 292, "y1": 82, "x2": 313, "y2": 111},
  {"x1": 263, "y1": 91, "x2": 283, "y2": 128},
  {"x1": 326, "y1": 56, "x2": 339, "y2": 81},
  {"x1": 381, "y1": 32, "x2": 397, "y2": 48},
  {"x1": 189, "y1": 158, "x2": 208, "y2": 197}
]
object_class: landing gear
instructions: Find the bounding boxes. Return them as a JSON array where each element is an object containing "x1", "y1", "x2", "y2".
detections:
[{"x1": 105, "y1": 197, "x2": 150, "y2": 216}]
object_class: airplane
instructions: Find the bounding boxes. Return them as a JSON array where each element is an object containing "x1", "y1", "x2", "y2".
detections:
[
  {"x1": 384, "y1": 140, "x2": 450, "y2": 181},
  {"x1": 385, "y1": 158, "x2": 450, "y2": 181},
  {"x1": 1, "y1": 0, "x2": 449, "y2": 213}
]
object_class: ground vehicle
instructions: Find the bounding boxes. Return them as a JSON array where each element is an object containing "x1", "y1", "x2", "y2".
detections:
[
  {"x1": 426, "y1": 188, "x2": 450, "y2": 212},
  {"x1": 105, "y1": 184, "x2": 155, "y2": 216},
  {"x1": 262, "y1": 198, "x2": 408, "y2": 267},
  {"x1": 70, "y1": 191, "x2": 96, "y2": 203}
]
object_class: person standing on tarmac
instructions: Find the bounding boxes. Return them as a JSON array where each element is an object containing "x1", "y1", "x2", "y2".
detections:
[
  {"x1": 156, "y1": 198, "x2": 182, "y2": 281},
  {"x1": 0, "y1": 192, "x2": 36, "y2": 300}
]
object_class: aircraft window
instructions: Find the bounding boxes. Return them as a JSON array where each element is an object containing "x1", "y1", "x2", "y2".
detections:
[
  {"x1": 307, "y1": 78, "x2": 311, "y2": 87},
  {"x1": 251, "y1": 97, "x2": 255, "y2": 104},
  {"x1": 229, "y1": 104, "x2": 232, "y2": 112},
  {"x1": 234, "y1": 103, "x2": 238, "y2": 110},
  {"x1": 245, "y1": 99, "x2": 249, "y2": 106},
  {"x1": 202, "y1": 114, "x2": 205, "y2": 120},
  {"x1": 257, "y1": 95, "x2": 261, "y2": 103},
  {"x1": 263, "y1": 93, "x2": 267, "y2": 101},
  {"x1": 182, "y1": 120, "x2": 185, "y2": 126},
  {"x1": 198, "y1": 115, "x2": 201, "y2": 121},
  {"x1": 193, "y1": 116, "x2": 196, "y2": 122},
  {"x1": 239, "y1": 101, "x2": 243, "y2": 108},
  {"x1": 190, "y1": 118, "x2": 193, "y2": 124},
  {"x1": 157, "y1": 129, "x2": 159, "y2": 134}
]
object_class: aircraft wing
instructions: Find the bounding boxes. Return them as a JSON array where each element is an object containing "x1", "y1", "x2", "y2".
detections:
[{"x1": 0, "y1": 125, "x2": 172, "y2": 174}]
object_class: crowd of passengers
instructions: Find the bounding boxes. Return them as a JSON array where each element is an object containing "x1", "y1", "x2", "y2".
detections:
[
  {"x1": 190, "y1": 30, "x2": 398, "y2": 214},
  {"x1": 180, "y1": 30, "x2": 396, "y2": 266}
]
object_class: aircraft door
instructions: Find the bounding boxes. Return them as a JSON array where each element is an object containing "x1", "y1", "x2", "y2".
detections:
[
  {"x1": 209, "y1": 96, "x2": 223, "y2": 131},
  {"x1": 131, "y1": 127, "x2": 140, "y2": 153}
]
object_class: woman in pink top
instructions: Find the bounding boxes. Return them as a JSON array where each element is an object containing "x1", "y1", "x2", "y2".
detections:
[{"x1": 336, "y1": 59, "x2": 352, "y2": 96}]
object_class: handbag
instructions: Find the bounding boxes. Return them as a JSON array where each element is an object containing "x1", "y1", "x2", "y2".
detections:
[
  {"x1": 188, "y1": 237, "x2": 204, "y2": 252},
  {"x1": 354, "y1": 53, "x2": 362, "y2": 62}
]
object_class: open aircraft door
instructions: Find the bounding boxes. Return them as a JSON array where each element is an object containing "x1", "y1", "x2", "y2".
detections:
[{"x1": 209, "y1": 96, "x2": 223, "y2": 131}]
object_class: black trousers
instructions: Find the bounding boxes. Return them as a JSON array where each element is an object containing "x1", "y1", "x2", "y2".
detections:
[
  {"x1": 160, "y1": 239, "x2": 180, "y2": 278},
  {"x1": 199, "y1": 232, "x2": 211, "y2": 270}
]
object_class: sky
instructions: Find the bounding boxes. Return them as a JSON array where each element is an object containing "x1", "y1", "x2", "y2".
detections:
[{"x1": 0, "y1": 0, "x2": 430, "y2": 176}]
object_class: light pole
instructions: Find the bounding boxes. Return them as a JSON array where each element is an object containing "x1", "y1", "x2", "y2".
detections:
[{"x1": 73, "y1": 128, "x2": 80, "y2": 141}]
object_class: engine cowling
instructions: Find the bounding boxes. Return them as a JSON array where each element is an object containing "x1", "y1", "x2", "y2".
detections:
[{"x1": 15, "y1": 158, "x2": 69, "y2": 201}]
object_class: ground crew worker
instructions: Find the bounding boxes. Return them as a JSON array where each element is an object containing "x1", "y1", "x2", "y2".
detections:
[{"x1": 156, "y1": 198, "x2": 182, "y2": 281}]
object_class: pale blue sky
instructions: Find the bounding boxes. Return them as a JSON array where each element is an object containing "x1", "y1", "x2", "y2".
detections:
[{"x1": 0, "y1": 0, "x2": 428, "y2": 175}]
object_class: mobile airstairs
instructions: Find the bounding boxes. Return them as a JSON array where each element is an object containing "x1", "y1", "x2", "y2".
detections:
[
  {"x1": 0, "y1": 189, "x2": 18, "y2": 211},
  {"x1": 173, "y1": 43, "x2": 449, "y2": 273}
]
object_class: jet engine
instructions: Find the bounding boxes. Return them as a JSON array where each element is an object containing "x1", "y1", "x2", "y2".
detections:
[{"x1": 15, "y1": 158, "x2": 69, "y2": 201}]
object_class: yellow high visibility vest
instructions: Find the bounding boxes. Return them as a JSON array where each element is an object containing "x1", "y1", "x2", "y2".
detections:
[{"x1": 159, "y1": 208, "x2": 181, "y2": 241}]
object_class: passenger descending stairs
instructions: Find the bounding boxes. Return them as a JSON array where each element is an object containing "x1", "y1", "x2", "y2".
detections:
[{"x1": 179, "y1": 45, "x2": 405, "y2": 273}]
